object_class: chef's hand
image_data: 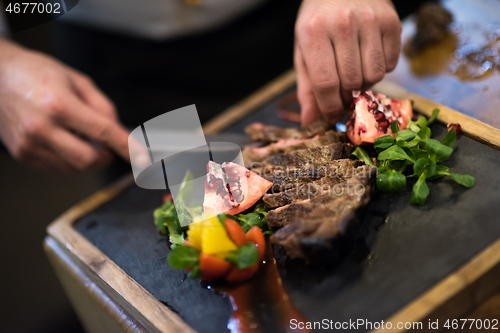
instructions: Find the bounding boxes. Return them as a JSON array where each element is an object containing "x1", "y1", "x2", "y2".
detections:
[
  {"x1": 295, "y1": 0, "x2": 402, "y2": 125},
  {"x1": 0, "y1": 39, "x2": 130, "y2": 172}
]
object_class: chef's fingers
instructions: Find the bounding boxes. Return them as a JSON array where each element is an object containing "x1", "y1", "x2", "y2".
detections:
[
  {"x1": 329, "y1": 19, "x2": 363, "y2": 105},
  {"x1": 295, "y1": 44, "x2": 321, "y2": 126},
  {"x1": 54, "y1": 94, "x2": 131, "y2": 162},
  {"x1": 32, "y1": 144, "x2": 76, "y2": 173},
  {"x1": 43, "y1": 126, "x2": 114, "y2": 170},
  {"x1": 380, "y1": 11, "x2": 402, "y2": 72},
  {"x1": 70, "y1": 71, "x2": 118, "y2": 121},
  {"x1": 359, "y1": 25, "x2": 386, "y2": 88},
  {"x1": 297, "y1": 23, "x2": 343, "y2": 124}
]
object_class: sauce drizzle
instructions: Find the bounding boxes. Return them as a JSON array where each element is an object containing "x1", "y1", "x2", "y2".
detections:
[{"x1": 207, "y1": 243, "x2": 311, "y2": 333}]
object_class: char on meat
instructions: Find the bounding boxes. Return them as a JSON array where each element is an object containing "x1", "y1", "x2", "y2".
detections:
[
  {"x1": 245, "y1": 119, "x2": 330, "y2": 142},
  {"x1": 241, "y1": 120, "x2": 376, "y2": 262},
  {"x1": 262, "y1": 159, "x2": 363, "y2": 192},
  {"x1": 263, "y1": 163, "x2": 374, "y2": 208},
  {"x1": 263, "y1": 142, "x2": 354, "y2": 167},
  {"x1": 270, "y1": 190, "x2": 373, "y2": 261},
  {"x1": 266, "y1": 165, "x2": 376, "y2": 227},
  {"x1": 242, "y1": 130, "x2": 346, "y2": 167}
]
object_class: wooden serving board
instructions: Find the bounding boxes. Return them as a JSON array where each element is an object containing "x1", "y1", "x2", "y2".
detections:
[{"x1": 46, "y1": 70, "x2": 500, "y2": 333}]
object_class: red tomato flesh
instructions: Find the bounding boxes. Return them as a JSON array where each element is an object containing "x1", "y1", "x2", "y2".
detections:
[
  {"x1": 224, "y1": 218, "x2": 247, "y2": 246},
  {"x1": 199, "y1": 253, "x2": 232, "y2": 281},
  {"x1": 246, "y1": 226, "x2": 265, "y2": 261}
]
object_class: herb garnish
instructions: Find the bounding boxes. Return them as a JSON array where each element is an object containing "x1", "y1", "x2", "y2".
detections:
[{"x1": 352, "y1": 109, "x2": 475, "y2": 205}]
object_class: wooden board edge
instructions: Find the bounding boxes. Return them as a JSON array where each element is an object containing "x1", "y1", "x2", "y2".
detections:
[
  {"x1": 46, "y1": 175, "x2": 195, "y2": 333},
  {"x1": 372, "y1": 237, "x2": 500, "y2": 333},
  {"x1": 44, "y1": 236, "x2": 148, "y2": 333},
  {"x1": 373, "y1": 80, "x2": 500, "y2": 150},
  {"x1": 202, "y1": 68, "x2": 296, "y2": 134}
]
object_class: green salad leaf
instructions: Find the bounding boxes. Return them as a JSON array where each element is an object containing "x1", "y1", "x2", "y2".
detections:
[
  {"x1": 351, "y1": 146, "x2": 374, "y2": 166},
  {"x1": 395, "y1": 129, "x2": 416, "y2": 142},
  {"x1": 376, "y1": 169, "x2": 406, "y2": 192},
  {"x1": 413, "y1": 158, "x2": 436, "y2": 178},
  {"x1": 364, "y1": 108, "x2": 475, "y2": 206},
  {"x1": 226, "y1": 242, "x2": 259, "y2": 269},
  {"x1": 422, "y1": 139, "x2": 453, "y2": 163},
  {"x1": 427, "y1": 165, "x2": 450, "y2": 180},
  {"x1": 427, "y1": 108, "x2": 440, "y2": 125},
  {"x1": 167, "y1": 245, "x2": 200, "y2": 269},
  {"x1": 450, "y1": 173, "x2": 476, "y2": 188},
  {"x1": 374, "y1": 135, "x2": 395, "y2": 149},
  {"x1": 228, "y1": 202, "x2": 272, "y2": 233},
  {"x1": 410, "y1": 174, "x2": 430, "y2": 206},
  {"x1": 188, "y1": 264, "x2": 202, "y2": 279},
  {"x1": 391, "y1": 120, "x2": 400, "y2": 134},
  {"x1": 441, "y1": 127, "x2": 457, "y2": 148},
  {"x1": 378, "y1": 145, "x2": 414, "y2": 162}
]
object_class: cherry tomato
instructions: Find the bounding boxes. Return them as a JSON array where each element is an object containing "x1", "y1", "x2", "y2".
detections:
[
  {"x1": 199, "y1": 253, "x2": 232, "y2": 281},
  {"x1": 224, "y1": 218, "x2": 247, "y2": 246},
  {"x1": 246, "y1": 226, "x2": 265, "y2": 261},
  {"x1": 224, "y1": 263, "x2": 259, "y2": 283},
  {"x1": 183, "y1": 240, "x2": 193, "y2": 246},
  {"x1": 163, "y1": 193, "x2": 173, "y2": 203}
]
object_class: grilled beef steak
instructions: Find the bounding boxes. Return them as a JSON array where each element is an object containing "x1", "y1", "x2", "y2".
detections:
[
  {"x1": 270, "y1": 190, "x2": 373, "y2": 261},
  {"x1": 242, "y1": 120, "x2": 375, "y2": 262},
  {"x1": 265, "y1": 165, "x2": 376, "y2": 227},
  {"x1": 262, "y1": 159, "x2": 364, "y2": 193},
  {"x1": 263, "y1": 163, "x2": 375, "y2": 208},
  {"x1": 263, "y1": 142, "x2": 354, "y2": 167},
  {"x1": 245, "y1": 119, "x2": 330, "y2": 142},
  {"x1": 242, "y1": 130, "x2": 346, "y2": 167}
]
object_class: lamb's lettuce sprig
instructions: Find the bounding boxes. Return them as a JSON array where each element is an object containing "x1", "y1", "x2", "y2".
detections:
[{"x1": 352, "y1": 109, "x2": 475, "y2": 206}]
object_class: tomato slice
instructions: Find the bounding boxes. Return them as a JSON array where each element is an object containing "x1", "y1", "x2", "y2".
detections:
[
  {"x1": 224, "y1": 263, "x2": 259, "y2": 283},
  {"x1": 199, "y1": 253, "x2": 232, "y2": 281},
  {"x1": 224, "y1": 218, "x2": 247, "y2": 246},
  {"x1": 246, "y1": 226, "x2": 265, "y2": 261}
]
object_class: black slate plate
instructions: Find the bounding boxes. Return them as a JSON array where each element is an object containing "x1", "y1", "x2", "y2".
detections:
[{"x1": 76, "y1": 88, "x2": 500, "y2": 333}]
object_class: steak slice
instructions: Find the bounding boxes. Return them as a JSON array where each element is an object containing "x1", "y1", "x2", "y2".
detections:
[
  {"x1": 270, "y1": 190, "x2": 372, "y2": 261},
  {"x1": 245, "y1": 119, "x2": 330, "y2": 142},
  {"x1": 266, "y1": 166, "x2": 375, "y2": 228},
  {"x1": 263, "y1": 142, "x2": 354, "y2": 167},
  {"x1": 263, "y1": 164, "x2": 375, "y2": 208},
  {"x1": 262, "y1": 159, "x2": 364, "y2": 193},
  {"x1": 242, "y1": 130, "x2": 346, "y2": 168}
]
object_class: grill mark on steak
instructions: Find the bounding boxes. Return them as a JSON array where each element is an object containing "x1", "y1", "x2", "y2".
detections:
[
  {"x1": 263, "y1": 165, "x2": 376, "y2": 208},
  {"x1": 270, "y1": 189, "x2": 373, "y2": 261},
  {"x1": 263, "y1": 142, "x2": 354, "y2": 167},
  {"x1": 245, "y1": 119, "x2": 330, "y2": 142},
  {"x1": 266, "y1": 165, "x2": 376, "y2": 227},
  {"x1": 241, "y1": 121, "x2": 376, "y2": 262},
  {"x1": 262, "y1": 159, "x2": 364, "y2": 192},
  {"x1": 242, "y1": 130, "x2": 346, "y2": 167}
]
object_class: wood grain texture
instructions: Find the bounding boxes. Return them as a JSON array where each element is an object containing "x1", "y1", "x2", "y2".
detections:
[
  {"x1": 44, "y1": 236, "x2": 147, "y2": 333},
  {"x1": 47, "y1": 176, "x2": 195, "y2": 333},
  {"x1": 372, "y1": 236, "x2": 500, "y2": 332},
  {"x1": 374, "y1": 80, "x2": 500, "y2": 150}
]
